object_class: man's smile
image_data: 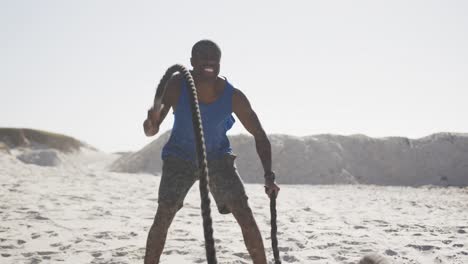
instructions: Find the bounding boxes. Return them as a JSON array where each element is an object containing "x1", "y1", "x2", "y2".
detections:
[{"x1": 203, "y1": 66, "x2": 215, "y2": 73}]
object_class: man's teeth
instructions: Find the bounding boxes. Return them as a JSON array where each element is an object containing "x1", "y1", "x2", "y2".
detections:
[{"x1": 204, "y1": 68, "x2": 214, "y2": 72}]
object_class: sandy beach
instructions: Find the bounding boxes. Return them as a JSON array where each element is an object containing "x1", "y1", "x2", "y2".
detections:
[{"x1": 1, "y1": 150, "x2": 467, "y2": 263}]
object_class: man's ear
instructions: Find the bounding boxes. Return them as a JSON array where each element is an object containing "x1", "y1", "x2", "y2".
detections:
[{"x1": 190, "y1": 57, "x2": 194, "y2": 67}]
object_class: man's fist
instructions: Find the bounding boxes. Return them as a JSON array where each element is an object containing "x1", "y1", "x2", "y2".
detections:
[
  {"x1": 143, "y1": 107, "x2": 161, "y2": 137},
  {"x1": 143, "y1": 118, "x2": 159, "y2": 136}
]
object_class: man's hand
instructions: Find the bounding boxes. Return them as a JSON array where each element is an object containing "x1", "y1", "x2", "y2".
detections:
[
  {"x1": 265, "y1": 178, "x2": 280, "y2": 198},
  {"x1": 143, "y1": 107, "x2": 162, "y2": 137}
]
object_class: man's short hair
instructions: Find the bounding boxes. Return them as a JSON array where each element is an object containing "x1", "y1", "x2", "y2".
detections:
[{"x1": 191, "y1": 40, "x2": 222, "y2": 59}]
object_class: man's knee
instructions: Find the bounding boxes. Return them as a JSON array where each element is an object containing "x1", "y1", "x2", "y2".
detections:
[
  {"x1": 230, "y1": 201, "x2": 257, "y2": 226},
  {"x1": 153, "y1": 202, "x2": 180, "y2": 226}
]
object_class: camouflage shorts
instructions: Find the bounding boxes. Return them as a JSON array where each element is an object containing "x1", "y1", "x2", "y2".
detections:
[{"x1": 158, "y1": 154, "x2": 249, "y2": 214}]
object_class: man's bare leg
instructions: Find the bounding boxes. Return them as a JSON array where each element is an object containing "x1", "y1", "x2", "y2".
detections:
[
  {"x1": 230, "y1": 204, "x2": 267, "y2": 264},
  {"x1": 144, "y1": 203, "x2": 178, "y2": 264}
]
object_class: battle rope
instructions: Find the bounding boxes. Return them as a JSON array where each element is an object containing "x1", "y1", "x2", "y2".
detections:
[
  {"x1": 153, "y1": 64, "x2": 281, "y2": 264},
  {"x1": 153, "y1": 64, "x2": 217, "y2": 264},
  {"x1": 270, "y1": 193, "x2": 281, "y2": 264}
]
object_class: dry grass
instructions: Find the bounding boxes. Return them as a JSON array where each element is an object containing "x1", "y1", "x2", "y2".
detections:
[{"x1": 0, "y1": 128, "x2": 87, "y2": 153}]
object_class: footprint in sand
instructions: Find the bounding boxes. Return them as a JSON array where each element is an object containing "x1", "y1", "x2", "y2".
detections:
[
  {"x1": 46, "y1": 230, "x2": 58, "y2": 237},
  {"x1": 295, "y1": 241, "x2": 306, "y2": 249},
  {"x1": 341, "y1": 240, "x2": 365, "y2": 246},
  {"x1": 354, "y1": 225, "x2": 367, "y2": 229},
  {"x1": 174, "y1": 238, "x2": 197, "y2": 242},
  {"x1": 29, "y1": 257, "x2": 41, "y2": 264},
  {"x1": 34, "y1": 215, "x2": 49, "y2": 220},
  {"x1": 308, "y1": 255, "x2": 326, "y2": 260},
  {"x1": 91, "y1": 252, "x2": 102, "y2": 257},
  {"x1": 334, "y1": 255, "x2": 348, "y2": 262},
  {"x1": 372, "y1": 220, "x2": 389, "y2": 227},
  {"x1": 59, "y1": 245, "x2": 71, "y2": 250},
  {"x1": 278, "y1": 246, "x2": 292, "y2": 252},
  {"x1": 358, "y1": 254, "x2": 390, "y2": 264},
  {"x1": 282, "y1": 254, "x2": 299, "y2": 262},
  {"x1": 94, "y1": 231, "x2": 112, "y2": 239},
  {"x1": 112, "y1": 251, "x2": 128, "y2": 257},
  {"x1": 405, "y1": 244, "x2": 440, "y2": 251},
  {"x1": 165, "y1": 249, "x2": 188, "y2": 255},
  {"x1": 315, "y1": 243, "x2": 338, "y2": 250},
  {"x1": 233, "y1": 252, "x2": 250, "y2": 259},
  {"x1": 37, "y1": 251, "x2": 56, "y2": 256}
]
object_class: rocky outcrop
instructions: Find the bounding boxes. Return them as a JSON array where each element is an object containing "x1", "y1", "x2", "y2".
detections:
[{"x1": 16, "y1": 149, "x2": 61, "y2": 167}]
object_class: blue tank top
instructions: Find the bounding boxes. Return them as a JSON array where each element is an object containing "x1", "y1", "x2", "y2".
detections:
[{"x1": 161, "y1": 79, "x2": 235, "y2": 162}]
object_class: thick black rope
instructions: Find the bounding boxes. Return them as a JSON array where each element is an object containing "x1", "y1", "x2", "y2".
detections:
[
  {"x1": 153, "y1": 64, "x2": 217, "y2": 264},
  {"x1": 270, "y1": 194, "x2": 281, "y2": 264}
]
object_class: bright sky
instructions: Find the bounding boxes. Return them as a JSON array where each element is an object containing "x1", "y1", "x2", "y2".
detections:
[{"x1": 1, "y1": 0, "x2": 467, "y2": 152}]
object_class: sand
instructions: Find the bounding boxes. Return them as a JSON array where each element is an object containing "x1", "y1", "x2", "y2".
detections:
[{"x1": 1, "y1": 150, "x2": 467, "y2": 263}]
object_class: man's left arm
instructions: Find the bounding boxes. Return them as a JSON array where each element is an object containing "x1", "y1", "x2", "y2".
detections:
[{"x1": 232, "y1": 88, "x2": 280, "y2": 197}]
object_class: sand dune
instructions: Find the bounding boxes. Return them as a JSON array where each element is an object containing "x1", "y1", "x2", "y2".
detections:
[{"x1": 111, "y1": 131, "x2": 468, "y2": 186}]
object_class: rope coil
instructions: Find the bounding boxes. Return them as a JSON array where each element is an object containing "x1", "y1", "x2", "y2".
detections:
[{"x1": 154, "y1": 64, "x2": 217, "y2": 264}]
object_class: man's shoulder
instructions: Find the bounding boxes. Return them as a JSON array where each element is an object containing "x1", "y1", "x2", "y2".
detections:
[
  {"x1": 231, "y1": 85, "x2": 250, "y2": 111},
  {"x1": 168, "y1": 73, "x2": 184, "y2": 88},
  {"x1": 224, "y1": 80, "x2": 241, "y2": 96}
]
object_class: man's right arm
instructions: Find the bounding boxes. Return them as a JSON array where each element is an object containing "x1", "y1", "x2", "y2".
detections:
[{"x1": 143, "y1": 75, "x2": 180, "y2": 137}]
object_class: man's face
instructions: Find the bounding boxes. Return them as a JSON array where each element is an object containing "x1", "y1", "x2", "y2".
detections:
[{"x1": 191, "y1": 48, "x2": 221, "y2": 80}]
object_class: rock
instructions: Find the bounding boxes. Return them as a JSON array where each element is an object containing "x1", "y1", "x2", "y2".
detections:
[{"x1": 16, "y1": 150, "x2": 61, "y2": 167}]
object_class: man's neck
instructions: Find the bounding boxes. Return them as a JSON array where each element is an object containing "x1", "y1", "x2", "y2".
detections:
[{"x1": 194, "y1": 76, "x2": 218, "y2": 92}]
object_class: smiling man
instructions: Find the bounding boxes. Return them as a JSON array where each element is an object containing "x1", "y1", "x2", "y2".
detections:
[{"x1": 143, "y1": 40, "x2": 279, "y2": 264}]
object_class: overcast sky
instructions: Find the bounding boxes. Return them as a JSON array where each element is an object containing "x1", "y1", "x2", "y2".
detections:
[{"x1": 1, "y1": 0, "x2": 467, "y2": 152}]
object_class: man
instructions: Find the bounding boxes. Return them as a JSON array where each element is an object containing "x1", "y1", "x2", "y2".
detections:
[{"x1": 143, "y1": 40, "x2": 280, "y2": 264}]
